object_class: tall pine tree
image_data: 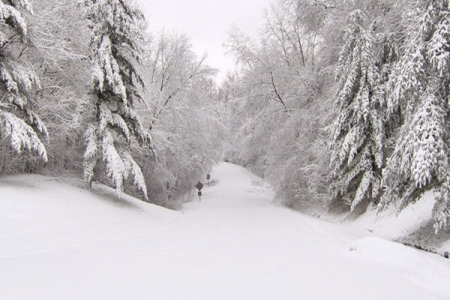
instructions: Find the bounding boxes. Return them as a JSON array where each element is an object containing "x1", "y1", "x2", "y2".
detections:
[
  {"x1": 380, "y1": 0, "x2": 450, "y2": 231},
  {"x1": 0, "y1": 0, "x2": 48, "y2": 167},
  {"x1": 81, "y1": 0, "x2": 153, "y2": 198},
  {"x1": 330, "y1": 10, "x2": 387, "y2": 212}
]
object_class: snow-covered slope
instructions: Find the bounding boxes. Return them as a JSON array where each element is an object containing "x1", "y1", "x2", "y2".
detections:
[
  {"x1": 349, "y1": 190, "x2": 450, "y2": 256},
  {"x1": 1, "y1": 163, "x2": 450, "y2": 300}
]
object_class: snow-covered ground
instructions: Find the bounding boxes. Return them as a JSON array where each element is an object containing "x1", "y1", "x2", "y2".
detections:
[{"x1": 1, "y1": 162, "x2": 450, "y2": 300}]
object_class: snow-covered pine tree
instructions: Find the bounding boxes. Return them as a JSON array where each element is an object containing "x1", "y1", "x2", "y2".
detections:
[
  {"x1": 0, "y1": 0, "x2": 48, "y2": 167},
  {"x1": 380, "y1": 0, "x2": 450, "y2": 231},
  {"x1": 81, "y1": 0, "x2": 153, "y2": 199},
  {"x1": 330, "y1": 9, "x2": 387, "y2": 212}
]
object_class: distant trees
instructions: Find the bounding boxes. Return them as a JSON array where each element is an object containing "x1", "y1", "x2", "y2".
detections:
[
  {"x1": 143, "y1": 31, "x2": 224, "y2": 207},
  {"x1": 27, "y1": 0, "x2": 90, "y2": 174},
  {"x1": 223, "y1": 0, "x2": 334, "y2": 211}
]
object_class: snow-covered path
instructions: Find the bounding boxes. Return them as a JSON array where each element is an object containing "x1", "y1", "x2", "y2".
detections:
[{"x1": 1, "y1": 163, "x2": 450, "y2": 299}]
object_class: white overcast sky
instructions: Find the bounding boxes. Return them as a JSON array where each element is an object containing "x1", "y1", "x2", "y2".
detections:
[{"x1": 136, "y1": 0, "x2": 272, "y2": 83}]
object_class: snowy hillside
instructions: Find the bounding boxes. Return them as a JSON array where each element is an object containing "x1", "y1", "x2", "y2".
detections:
[{"x1": 1, "y1": 163, "x2": 450, "y2": 300}]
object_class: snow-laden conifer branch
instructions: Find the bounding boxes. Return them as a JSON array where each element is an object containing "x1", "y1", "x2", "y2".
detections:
[
  {"x1": 101, "y1": 130, "x2": 126, "y2": 193},
  {"x1": 94, "y1": 35, "x2": 127, "y2": 102},
  {"x1": 83, "y1": 124, "x2": 99, "y2": 184},
  {"x1": 0, "y1": 2, "x2": 28, "y2": 36},
  {"x1": 120, "y1": 150, "x2": 147, "y2": 199},
  {"x1": 8, "y1": 0, "x2": 33, "y2": 13},
  {"x1": 427, "y1": 16, "x2": 450, "y2": 76},
  {"x1": 330, "y1": 8, "x2": 387, "y2": 211},
  {"x1": 380, "y1": 0, "x2": 450, "y2": 231},
  {"x1": 0, "y1": 111, "x2": 47, "y2": 161},
  {"x1": 0, "y1": 0, "x2": 49, "y2": 169},
  {"x1": 0, "y1": 58, "x2": 40, "y2": 95}
]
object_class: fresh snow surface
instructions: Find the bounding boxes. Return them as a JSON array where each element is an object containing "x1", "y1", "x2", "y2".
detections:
[
  {"x1": 350, "y1": 190, "x2": 450, "y2": 255},
  {"x1": 1, "y1": 162, "x2": 450, "y2": 300}
]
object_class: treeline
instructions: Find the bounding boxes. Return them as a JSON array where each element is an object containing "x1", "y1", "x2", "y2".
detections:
[
  {"x1": 222, "y1": 0, "x2": 450, "y2": 231},
  {"x1": 0, "y1": 0, "x2": 225, "y2": 208}
]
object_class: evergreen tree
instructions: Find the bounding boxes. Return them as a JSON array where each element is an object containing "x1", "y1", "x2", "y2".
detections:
[
  {"x1": 380, "y1": 0, "x2": 450, "y2": 231},
  {"x1": 81, "y1": 0, "x2": 153, "y2": 198},
  {"x1": 330, "y1": 9, "x2": 387, "y2": 212},
  {"x1": 0, "y1": 0, "x2": 48, "y2": 167}
]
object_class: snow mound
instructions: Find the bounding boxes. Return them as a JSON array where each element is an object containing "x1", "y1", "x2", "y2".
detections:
[
  {"x1": 350, "y1": 236, "x2": 450, "y2": 297},
  {"x1": 350, "y1": 236, "x2": 427, "y2": 268},
  {"x1": 0, "y1": 174, "x2": 180, "y2": 258},
  {"x1": 350, "y1": 191, "x2": 450, "y2": 255}
]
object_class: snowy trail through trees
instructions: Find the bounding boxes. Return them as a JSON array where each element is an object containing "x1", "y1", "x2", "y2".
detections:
[{"x1": 1, "y1": 163, "x2": 450, "y2": 299}]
